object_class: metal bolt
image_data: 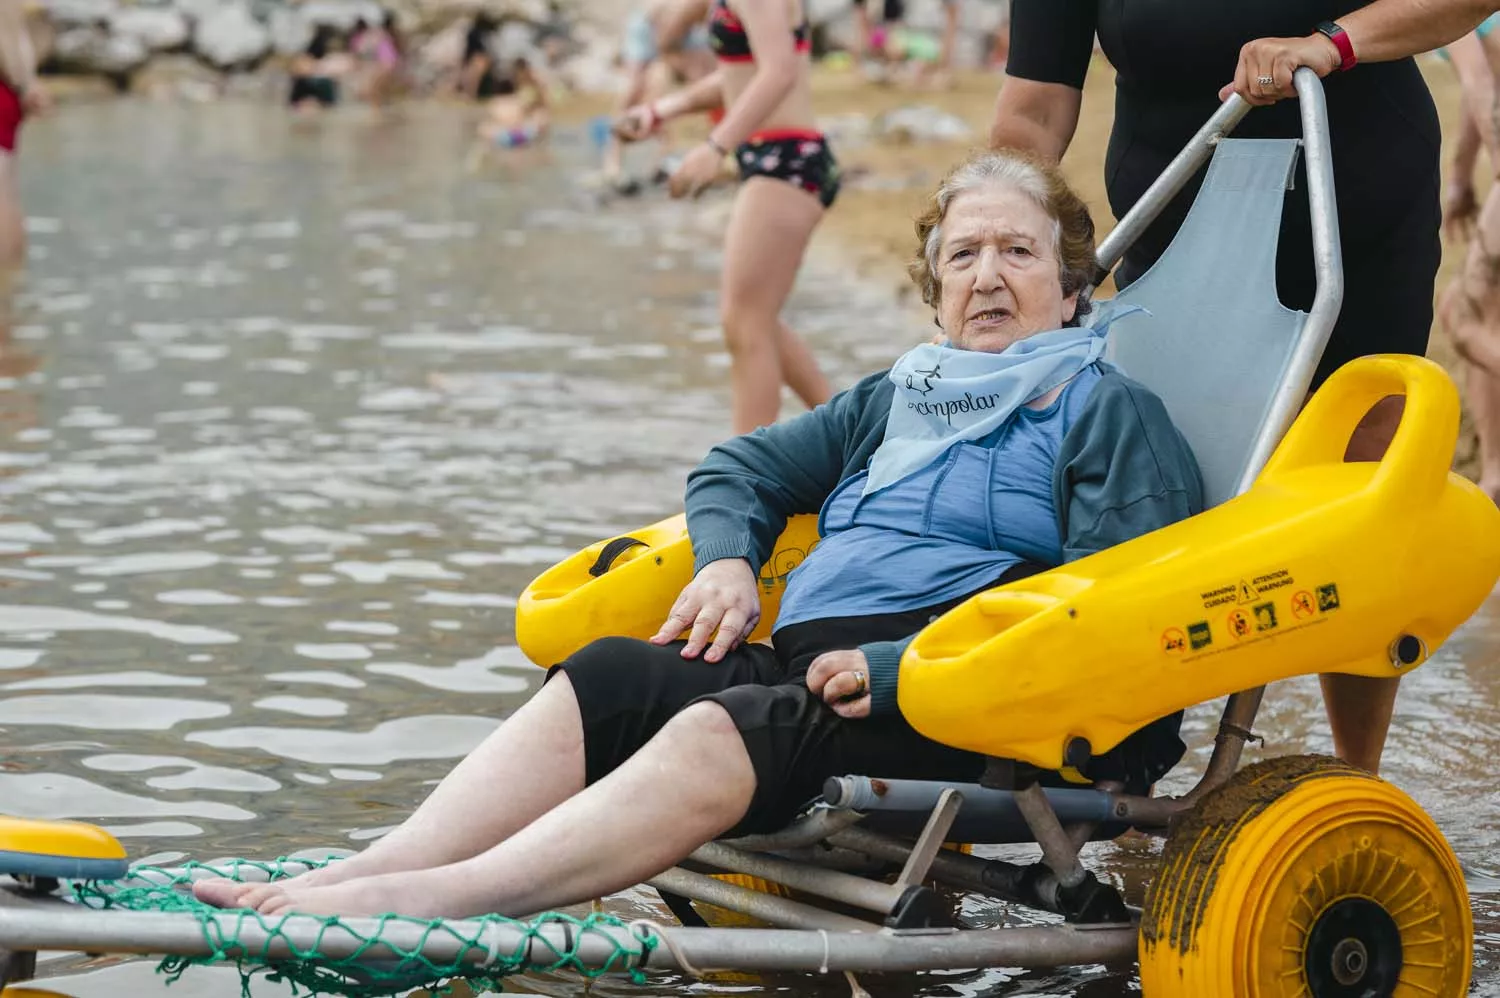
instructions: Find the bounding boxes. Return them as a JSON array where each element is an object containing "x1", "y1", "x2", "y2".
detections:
[
  {"x1": 1389, "y1": 634, "x2": 1424, "y2": 669},
  {"x1": 1331, "y1": 938, "x2": 1368, "y2": 985}
]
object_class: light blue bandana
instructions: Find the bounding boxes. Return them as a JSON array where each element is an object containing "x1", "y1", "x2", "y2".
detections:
[{"x1": 864, "y1": 305, "x2": 1138, "y2": 495}]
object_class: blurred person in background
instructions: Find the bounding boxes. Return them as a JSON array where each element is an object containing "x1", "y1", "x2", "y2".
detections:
[
  {"x1": 289, "y1": 25, "x2": 354, "y2": 113},
  {"x1": 605, "y1": 0, "x2": 716, "y2": 194},
  {"x1": 1437, "y1": 17, "x2": 1500, "y2": 505},
  {"x1": 616, "y1": 0, "x2": 838, "y2": 433},
  {"x1": 459, "y1": 13, "x2": 499, "y2": 99},
  {"x1": 0, "y1": 0, "x2": 47, "y2": 270},
  {"x1": 475, "y1": 55, "x2": 550, "y2": 148},
  {"x1": 352, "y1": 10, "x2": 406, "y2": 107}
]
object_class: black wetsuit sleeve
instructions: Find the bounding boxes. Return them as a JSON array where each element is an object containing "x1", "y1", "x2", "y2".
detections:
[{"x1": 1006, "y1": 0, "x2": 1098, "y2": 90}]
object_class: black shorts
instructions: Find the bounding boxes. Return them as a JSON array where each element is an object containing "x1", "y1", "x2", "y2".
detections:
[
  {"x1": 288, "y1": 76, "x2": 338, "y2": 107},
  {"x1": 735, "y1": 131, "x2": 841, "y2": 209},
  {"x1": 550, "y1": 567, "x2": 1184, "y2": 837}
]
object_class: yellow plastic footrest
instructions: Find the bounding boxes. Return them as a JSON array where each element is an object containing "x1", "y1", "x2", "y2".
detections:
[{"x1": 0, "y1": 816, "x2": 128, "y2": 881}]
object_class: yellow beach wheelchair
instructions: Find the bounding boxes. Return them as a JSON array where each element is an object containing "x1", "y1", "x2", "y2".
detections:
[{"x1": 1, "y1": 69, "x2": 1495, "y2": 998}]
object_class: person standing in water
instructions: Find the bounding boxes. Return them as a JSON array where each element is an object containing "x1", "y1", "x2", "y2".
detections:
[
  {"x1": 617, "y1": 0, "x2": 836, "y2": 434},
  {"x1": 605, "y1": 0, "x2": 716, "y2": 194},
  {"x1": 0, "y1": 0, "x2": 46, "y2": 270},
  {"x1": 1436, "y1": 18, "x2": 1500, "y2": 506}
]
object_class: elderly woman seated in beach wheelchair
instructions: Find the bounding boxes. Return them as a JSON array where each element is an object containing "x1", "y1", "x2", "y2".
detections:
[
  {"x1": 5, "y1": 73, "x2": 1500, "y2": 998},
  {"x1": 187, "y1": 147, "x2": 1203, "y2": 920}
]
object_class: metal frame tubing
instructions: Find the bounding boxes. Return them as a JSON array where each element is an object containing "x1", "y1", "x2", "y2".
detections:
[
  {"x1": 645, "y1": 868, "x2": 875, "y2": 932},
  {"x1": 0, "y1": 895, "x2": 1136, "y2": 975},
  {"x1": 685, "y1": 842, "x2": 906, "y2": 917}
]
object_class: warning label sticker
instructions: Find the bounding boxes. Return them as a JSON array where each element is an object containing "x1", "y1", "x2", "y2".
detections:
[
  {"x1": 1202, "y1": 568, "x2": 1296, "y2": 609},
  {"x1": 1170, "y1": 577, "x2": 1343, "y2": 661}
]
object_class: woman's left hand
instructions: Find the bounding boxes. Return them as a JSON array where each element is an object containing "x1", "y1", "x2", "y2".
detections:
[
  {"x1": 668, "y1": 141, "x2": 726, "y2": 199},
  {"x1": 805, "y1": 649, "x2": 872, "y2": 720},
  {"x1": 1219, "y1": 34, "x2": 1342, "y2": 106}
]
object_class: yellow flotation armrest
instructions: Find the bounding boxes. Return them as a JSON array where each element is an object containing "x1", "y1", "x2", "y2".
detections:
[
  {"x1": 0, "y1": 816, "x2": 128, "y2": 881},
  {"x1": 898, "y1": 355, "x2": 1500, "y2": 770},
  {"x1": 517, "y1": 514, "x2": 822, "y2": 667}
]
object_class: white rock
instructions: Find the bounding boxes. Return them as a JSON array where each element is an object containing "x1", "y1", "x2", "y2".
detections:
[
  {"x1": 266, "y1": 5, "x2": 312, "y2": 55},
  {"x1": 109, "y1": 7, "x2": 189, "y2": 51},
  {"x1": 298, "y1": 0, "x2": 385, "y2": 32},
  {"x1": 41, "y1": 0, "x2": 118, "y2": 26},
  {"x1": 172, "y1": 0, "x2": 228, "y2": 22},
  {"x1": 192, "y1": 2, "x2": 270, "y2": 68},
  {"x1": 491, "y1": 20, "x2": 535, "y2": 62},
  {"x1": 50, "y1": 23, "x2": 148, "y2": 74}
]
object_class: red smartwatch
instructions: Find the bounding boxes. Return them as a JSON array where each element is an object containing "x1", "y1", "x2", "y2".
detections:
[{"x1": 1315, "y1": 20, "x2": 1357, "y2": 72}]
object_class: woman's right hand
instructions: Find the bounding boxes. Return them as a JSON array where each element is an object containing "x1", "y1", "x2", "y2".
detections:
[
  {"x1": 651, "y1": 557, "x2": 761, "y2": 662},
  {"x1": 613, "y1": 103, "x2": 659, "y2": 143}
]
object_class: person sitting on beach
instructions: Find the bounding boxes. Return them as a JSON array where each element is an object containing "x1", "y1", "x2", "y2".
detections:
[
  {"x1": 192, "y1": 149, "x2": 1203, "y2": 920},
  {"x1": 475, "y1": 56, "x2": 550, "y2": 147},
  {"x1": 288, "y1": 26, "x2": 355, "y2": 112}
]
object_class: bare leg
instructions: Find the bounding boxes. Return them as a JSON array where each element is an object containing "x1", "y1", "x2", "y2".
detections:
[
  {"x1": 1439, "y1": 180, "x2": 1500, "y2": 504},
  {"x1": 1468, "y1": 360, "x2": 1500, "y2": 502},
  {"x1": 0, "y1": 154, "x2": 25, "y2": 272},
  {"x1": 720, "y1": 177, "x2": 830, "y2": 433},
  {"x1": 194, "y1": 673, "x2": 587, "y2": 908},
  {"x1": 1319, "y1": 673, "x2": 1399, "y2": 774},
  {"x1": 605, "y1": 61, "x2": 652, "y2": 183},
  {"x1": 231, "y1": 702, "x2": 756, "y2": 919},
  {"x1": 1317, "y1": 395, "x2": 1405, "y2": 774},
  {"x1": 776, "y1": 321, "x2": 830, "y2": 410},
  {"x1": 1440, "y1": 192, "x2": 1500, "y2": 375}
]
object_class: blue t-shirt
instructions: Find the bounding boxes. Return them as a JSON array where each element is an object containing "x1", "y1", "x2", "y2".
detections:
[{"x1": 774, "y1": 365, "x2": 1102, "y2": 631}]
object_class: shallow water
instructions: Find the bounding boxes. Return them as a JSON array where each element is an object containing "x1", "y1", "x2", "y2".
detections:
[{"x1": 3, "y1": 100, "x2": 1497, "y2": 997}]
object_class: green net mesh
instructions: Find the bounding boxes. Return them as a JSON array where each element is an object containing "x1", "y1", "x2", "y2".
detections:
[{"x1": 70, "y1": 858, "x2": 657, "y2": 998}]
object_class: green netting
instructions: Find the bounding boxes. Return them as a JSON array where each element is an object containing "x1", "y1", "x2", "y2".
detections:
[{"x1": 70, "y1": 858, "x2": 657, "y2": 998}]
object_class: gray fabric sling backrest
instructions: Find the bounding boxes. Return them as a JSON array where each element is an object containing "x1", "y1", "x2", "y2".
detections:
[{"x1": 1102, "y1": 138, "x2": 1306, "y2": 508}]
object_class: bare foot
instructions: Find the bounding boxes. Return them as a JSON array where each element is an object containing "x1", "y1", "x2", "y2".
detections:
[
  {"x1": 192, "y1": 857, "x2": 365, "y2": 909},
  {"x1": 192, "y1": 877, "x2": 289, "y2": 910},
  {"x1": 250, "y1": 870, "x2": 467, "y2": 919}
]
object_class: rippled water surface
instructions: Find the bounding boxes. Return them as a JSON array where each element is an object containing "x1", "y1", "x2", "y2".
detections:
[{"x1": 5, "y1": 100, "x2": 1498, "y2": 996}]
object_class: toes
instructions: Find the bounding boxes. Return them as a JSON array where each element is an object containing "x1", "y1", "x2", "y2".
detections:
[
  {"x1": 257, "y1": 891, "x2": 299, "y2": 916},
  {"x1": 239, "y1": 883, "x2": 290, "y2": 911},
  {"x1": 191, "y1": 878, "x2": 254, "y2": 909}
]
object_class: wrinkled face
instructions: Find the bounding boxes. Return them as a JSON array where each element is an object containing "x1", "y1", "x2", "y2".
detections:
[{"x1": 935, "y1": 184, "x2": 1077, "y2": 352}]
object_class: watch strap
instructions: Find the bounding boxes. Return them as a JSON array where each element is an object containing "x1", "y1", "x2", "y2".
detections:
[{"x1": 1315, "y1": 20, "x2": 1357, "y2": 72}]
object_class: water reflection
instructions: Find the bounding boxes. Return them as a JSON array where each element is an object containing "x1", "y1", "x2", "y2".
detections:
[{"x1": 0, "y1": 99, "x2": 1493, "y2": 996}]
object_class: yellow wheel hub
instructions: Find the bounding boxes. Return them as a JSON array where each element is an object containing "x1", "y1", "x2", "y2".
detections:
[{"x1": 1140, "y1": 755, "x2": 1471, "y2": 997}]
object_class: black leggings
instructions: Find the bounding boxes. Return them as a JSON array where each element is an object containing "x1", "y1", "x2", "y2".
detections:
[{"x1": 550, "y1": 569, "x2": 1185, "y2": 837}]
